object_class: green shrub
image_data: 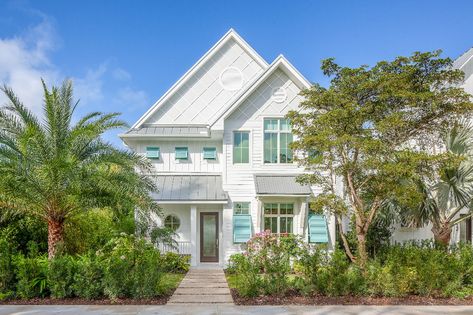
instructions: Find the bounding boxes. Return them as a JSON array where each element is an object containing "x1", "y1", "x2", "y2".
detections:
[
  {"x1": 48, "y1": 255, "x2": 78, "y2": 298},
  {"x1": 366, "y1": 243, "x2": 473, "y2": 297},
  {"x1": 102, "y1": 234, "x2": 163, "y2": 299},
  {"x1": 14, "y1": 245, "x2": 48, "y2": 299},
  {"x1": 227, "y1": 253, "x2": 261, "y2": 297},
  {"x1": 161, "y1": 253, "x2": 190, "y2": 273},
  {"x1": 0, "y1": 237, "x2": 15, "y2": 300},
  {"x1": 298, "y1": 246, "x2": 365, "y2": 296},
  {"x1": 72, "y1": 254, "x2": 104, "y2": 299}
]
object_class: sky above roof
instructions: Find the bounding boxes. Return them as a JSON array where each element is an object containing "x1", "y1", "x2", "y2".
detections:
[{"x1": 1, "y1": 0, "x2": 472, "y2": 146}]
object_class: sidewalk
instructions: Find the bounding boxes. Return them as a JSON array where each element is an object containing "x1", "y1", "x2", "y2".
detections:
[{"x1": 0, "y1": 305, "x2": 473, "y2": 315}]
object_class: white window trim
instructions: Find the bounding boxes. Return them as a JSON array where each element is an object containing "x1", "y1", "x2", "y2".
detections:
[
  {"x1": 233, "y1": 201, "x2": 251, "y2": 215},
  {"x1": 262, "y1": 117, "x2": 294, "y2": 164},
  {"x1": 232, "y1": 130, "x2": 252, "y2": 165},
  {"x1": 263, "y1": 203, "x2": 295, "y2": 234},
  {"x1": 164, "y1": 213, "x2": 182, "y2": 232}
]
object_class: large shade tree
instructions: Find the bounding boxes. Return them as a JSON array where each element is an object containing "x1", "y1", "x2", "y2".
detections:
[
  {"x1": 288, "y1": 51, "x2": 473, "y2": 267},
  {"x1": 0, "y1": 80, "x2": 159, "y2": 258}
]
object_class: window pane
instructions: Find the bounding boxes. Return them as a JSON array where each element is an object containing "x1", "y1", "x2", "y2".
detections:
[
  {"x1": 279, "y1": 119, "x2": 291, "y2": 131},
  {"x1": 280, "y1": 217, "x2": 287, "y2": 233},
  {"x1": 234, "y1": 132, "x2": 249, "y2": 164},
  {"x1": 279, "y1": 133, "x2": 293, "y2": 163},
  {"x1": 234, "y1": 202, "x2": 250, "y2": 215},
  {"x1": 287, "y1": 217, "x2": 293, "y2": 233},
  {"x1": 286, "y1": 204, "x2": 294, "y2": 214},
  {"x1": 271, "y1": 217, "x2": 278, "y2": 233},
  {"x1": 280, "y1": 204, "x2": 287, "y2": 214},
  {"x1": 241, "y1": 147, "x2": 249, "y2": 163},
  {"x1": 264, "y1": 119, "x2": 278, "y2": 131},
  {"x1": 264, "y1": 217, "x2": 271, "y2": 232},
  {"x1": 264, "y1": 133, "x2": 278, "y2": 163},
  {"x1": 241, "y1": 132, "x2": 249, "y2": 147}
]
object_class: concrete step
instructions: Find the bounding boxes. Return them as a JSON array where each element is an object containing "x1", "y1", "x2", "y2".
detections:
[
  {"x1": 168, "y1": 294, "x2": 234, "y2": 304},
  {"x1": 181, "y1": 278, "x2": 227, "y2": 283},
  {"x1": 179, "y1": 282, "x2": 229, "y2": 288},
  {"x1": 174, "y1": 287, "x2": 231, "y2": 295}
]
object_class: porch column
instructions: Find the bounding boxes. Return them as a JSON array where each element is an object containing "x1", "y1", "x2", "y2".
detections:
[{"x1": 190, "y1": 205, "x2": 197, "y2": 266}]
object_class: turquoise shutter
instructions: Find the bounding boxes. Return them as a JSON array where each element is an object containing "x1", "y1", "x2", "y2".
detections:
[
  {"x1": 308, "y1": 213, "x2": 328, "y2": 243},
  {"x1": 203, "y1": 147, "x2": 217, "y2": 160},
  {"x1": 175, "y1": 147, "x2": 188, "y2": 159},
  {"x1": 233, "y1": 214, "x2": 252, "y2": 243},
  {"x1": 146, "y1": 147, "x2": 160, "y2": 159}
]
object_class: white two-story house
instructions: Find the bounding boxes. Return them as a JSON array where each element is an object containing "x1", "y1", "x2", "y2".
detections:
[{"x1": 120, "y1": 29, "x2": 337, "y2": 266}]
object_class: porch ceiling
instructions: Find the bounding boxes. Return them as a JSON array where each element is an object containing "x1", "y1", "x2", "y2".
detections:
[
  {"x1": 151, "y1": 175, "x2": 228, "y2": 203},
  {"x1": 254, "y1": 174, "x2": 312, "y2": 196}
]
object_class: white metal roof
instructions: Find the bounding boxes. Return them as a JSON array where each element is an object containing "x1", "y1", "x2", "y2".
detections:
[
  {"x1": 121, "y1": 125, "x2": 210, "y2": 138},
  {"x1": 254, "y1": 174, "x2": 312, "y2": 196},
  {"x1": 151, "y1": 175, "x2": 228, "y2": 203}
]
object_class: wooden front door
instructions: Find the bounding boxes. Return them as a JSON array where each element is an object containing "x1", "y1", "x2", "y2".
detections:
[{"x1": 200, "y1": 212, "x2": 219, "y2": 262}]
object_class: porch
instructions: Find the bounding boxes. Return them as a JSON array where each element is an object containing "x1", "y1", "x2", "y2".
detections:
[{"x1": 152, "y1": 174, "x2": 228, "y2": 266}]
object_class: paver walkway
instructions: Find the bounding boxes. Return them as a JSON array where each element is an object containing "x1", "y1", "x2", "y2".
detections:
[{"x1": 167, "y1": 267, "x2": 233, "y2": 305}]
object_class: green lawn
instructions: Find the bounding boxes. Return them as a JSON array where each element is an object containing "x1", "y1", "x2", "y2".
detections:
[{"x1": 158, "y1": 273, "x2": 185, "y2": 295}]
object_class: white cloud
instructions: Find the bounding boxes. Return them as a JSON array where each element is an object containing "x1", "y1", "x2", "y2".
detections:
[
  {"x1": 73, "y1": 63, "x2": 107, "y2": 105},
  {"x1": 115, "y1": 86, "x2": 149, "y2": 112},
  {"x1": 0, "y1": 18, "x2": 59, "y2": 113},
  {"x1": 0, "y1": 15, "x2": 149, "y2": 127},
  {"x1": 112, "y1": 68, "x2": 131, "y2": 81}
]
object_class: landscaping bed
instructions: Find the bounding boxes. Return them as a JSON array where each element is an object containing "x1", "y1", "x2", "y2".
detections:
[
  {"x1": 0, "y1": 272, "x2": 185, "y2": 305},
  {"x1": 230, "y1": 288, "x2": 473, "y2": 305}
]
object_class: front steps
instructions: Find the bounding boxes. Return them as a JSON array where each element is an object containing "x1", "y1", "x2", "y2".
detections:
[{"x1": 167, "y1": 268, "x2": 234, "y2": 305}]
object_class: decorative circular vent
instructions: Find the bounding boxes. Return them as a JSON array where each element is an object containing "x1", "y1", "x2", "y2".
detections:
[
  {"x1": 219, "y1": 67, "x2": 244, "y2": 91},
  {"x1": 272, "y1": 87, "x2": 287, "y2": 103}
]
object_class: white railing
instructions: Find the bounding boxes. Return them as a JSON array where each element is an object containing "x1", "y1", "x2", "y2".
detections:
[{"x1": 158, "y1": 241, "x2": 192, "y2": 255}]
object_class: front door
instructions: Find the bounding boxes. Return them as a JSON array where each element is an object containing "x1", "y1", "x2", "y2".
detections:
[{"x1": 200, "y1": 212, "x2": 219, "y2": 262}]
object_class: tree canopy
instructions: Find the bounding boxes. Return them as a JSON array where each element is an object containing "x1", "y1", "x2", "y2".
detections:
[
  {"x1": 0, "y1": 80, "x2": 159, "y2": 258},
  {"x1": 288, "y1": 51, "x2": 473, "y2": 266}
]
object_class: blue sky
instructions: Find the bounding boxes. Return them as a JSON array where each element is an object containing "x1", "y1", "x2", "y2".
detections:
[{"x1": 1, "y1": 0, "x2": 473, "y2": 146}]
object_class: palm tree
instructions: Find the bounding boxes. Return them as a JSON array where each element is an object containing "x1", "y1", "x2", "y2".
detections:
[
  {"x1": 0, "y1": 80, "x2": 159, "y2": 258},
  {"x1": 404, "y1": 122, "x2": 473, "y2": 245}
]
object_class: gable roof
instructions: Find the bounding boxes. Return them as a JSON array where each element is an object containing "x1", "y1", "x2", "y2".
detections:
[
  {"x1": 130, "y1": 29, "x2": 269, "y2": 129},
  {"x1": 210, "y1": 55, "x2": 312, "y2": 127},
  {"x1": 453, "y1": 47, "x2": 473, "y2": 82}
]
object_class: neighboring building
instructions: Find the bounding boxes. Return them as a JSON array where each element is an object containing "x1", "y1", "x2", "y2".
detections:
[
  {"x1": 120, "y1": 29, "x2": 338, "y2": 266},
  {"x1": 390, "y1": 48, "x2": 473, "y2": 245}
]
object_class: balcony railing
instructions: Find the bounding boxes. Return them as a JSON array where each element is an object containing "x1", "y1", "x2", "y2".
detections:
[{"x1": 158, "y1": 241, "x2": 192, "y2": 255}]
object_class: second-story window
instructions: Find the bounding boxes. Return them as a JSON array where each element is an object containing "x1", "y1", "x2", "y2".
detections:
[
  {"x1": 175, "y1": 147, "x2": 188, "y2": 160},
  {"x1": 264, "y1": 118, "x2": 293, "y2": 164},
  {"x1": 233, "y1": 131, "x2": 249, "y2": 164}
]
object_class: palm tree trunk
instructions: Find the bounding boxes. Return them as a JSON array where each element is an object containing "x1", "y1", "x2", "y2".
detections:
[
  {"x1": 48, "y1": 219, "x2": 64, "y2": 259},
  {"x1": 431, "y1": 222, "x2": 451, "y2": 246}
]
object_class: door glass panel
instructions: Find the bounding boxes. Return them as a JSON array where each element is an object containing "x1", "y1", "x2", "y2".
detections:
[{"x1": 203, "y1": 215, "x2": 216, "y2": 257}]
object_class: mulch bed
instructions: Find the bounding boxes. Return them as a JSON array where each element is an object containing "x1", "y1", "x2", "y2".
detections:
[
  {"x1": 230, "y1": 289, "x2": 473, "y2": 305},
  {"x1": 0, "y1": 296, "x2": 170, "y2": 305}
]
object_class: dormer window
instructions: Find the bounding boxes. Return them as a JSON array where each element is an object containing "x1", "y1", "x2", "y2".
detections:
[{"x1": 264, "y1": 118, "x2": 293, "y2": 163}]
